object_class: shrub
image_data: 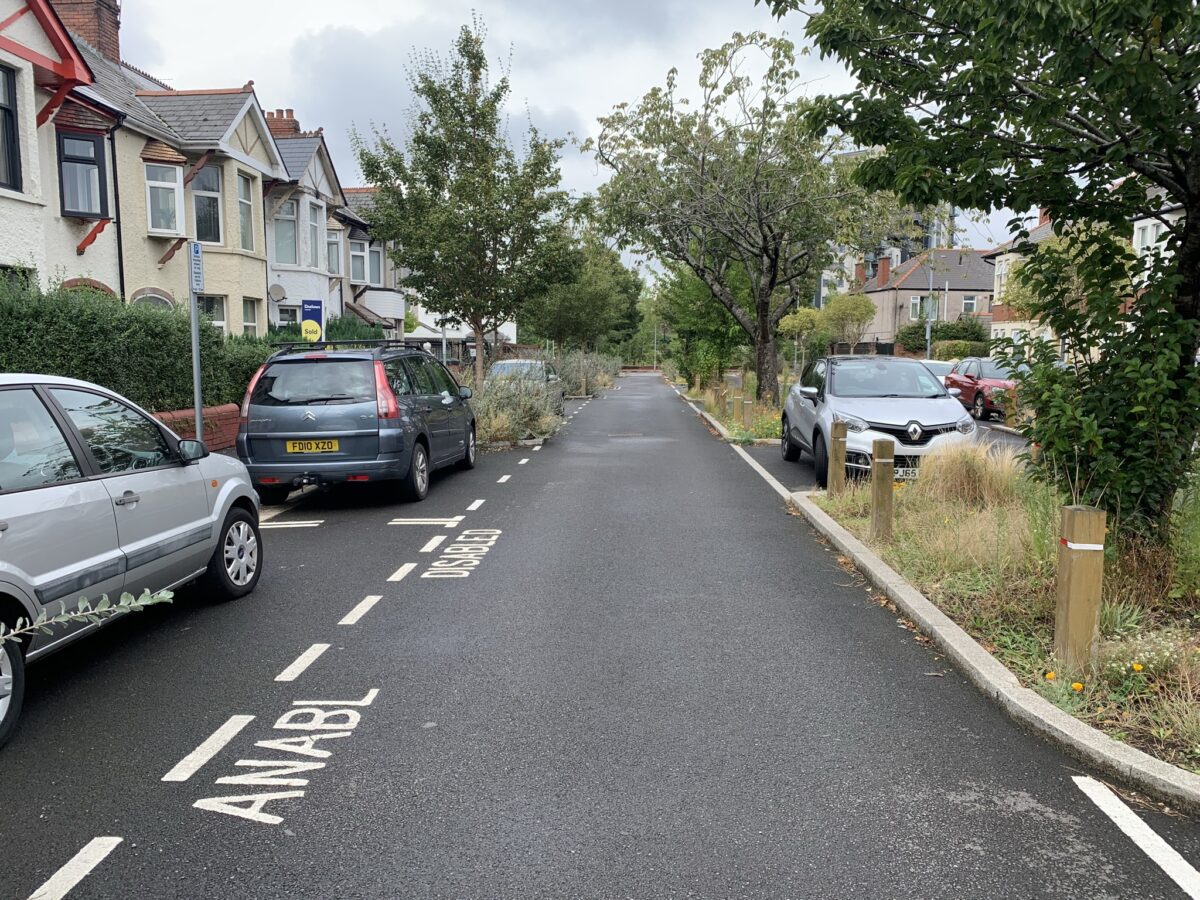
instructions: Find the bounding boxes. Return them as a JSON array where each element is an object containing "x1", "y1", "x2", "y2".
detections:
[
  {"x1": 558, "y1": 350, "x2": 621, "y2": 395},
  {"x1": 932, "y1": 340, "x2": 971, "y2": 360},
  {"x1": 268, "y1": 317, "x2": 387, "y2": 345},
  {"x1": 474, "y1": 376, "x2": 561, "y2": 442},
  {"x1": 897, "y1": 318, "x2": 990, "y2": 353}
]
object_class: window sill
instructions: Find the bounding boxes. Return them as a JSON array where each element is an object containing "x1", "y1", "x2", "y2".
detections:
[
  {"x1": 0, "y1": 186, "x2": 44, "y2": 207},
  {"x1": 148, "y1": 231, "x2": 186, "y2": 240},
  {"x1": 64, "y1": 212, "x2": 112, "y2": 222}
]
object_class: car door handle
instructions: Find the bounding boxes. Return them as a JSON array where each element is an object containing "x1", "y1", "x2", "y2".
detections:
[
  {"x1": 417, "y1": 405, "x2": 432, "y2": 413},
  {"x1": 114, "y1": 492, "x2": 140, "y2": 507}
]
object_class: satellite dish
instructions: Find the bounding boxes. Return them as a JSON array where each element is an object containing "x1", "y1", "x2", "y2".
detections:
[{"x1": 268, "y1": 283, "x2": 287, "y2": 303}]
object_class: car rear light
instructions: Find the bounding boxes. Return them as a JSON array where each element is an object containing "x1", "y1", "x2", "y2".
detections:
[
  {"x1": 346, "y1": 474, "x2": 369, "y2": 482},
  {"x1": 260, "y1": 477, "x2": 281, "y2": 484},
  {"x1": 240, "y1": 364, "x2": 267, "y2": 425},
  {"x1": 374, "y1": 360, "x2": 400, "y2": 420},
  {"x1": 304, "y1": 353, "x2": 327, "y2": 359}
]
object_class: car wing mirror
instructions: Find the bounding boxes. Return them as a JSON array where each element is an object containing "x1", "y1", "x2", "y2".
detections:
[
  {"x1": 800, "y1": 386, "x2": 820, "y2": 401},
  {"x1": 177, "y1": 439, "x2": 209, "y2": 464},
  {"x1": 948, "y1": 387, "x2": 962, "y2": 398},
  {"x1": 459, "y1": 385, "x2": 473, "y2": 399}
]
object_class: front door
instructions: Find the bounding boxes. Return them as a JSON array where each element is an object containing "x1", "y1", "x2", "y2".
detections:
[
  {"x1": 50, "y1": 388, "x2": 212, "y2": 599},
  {"x1": 0, "y1": 387, "x2": 124, "y2": 653}
]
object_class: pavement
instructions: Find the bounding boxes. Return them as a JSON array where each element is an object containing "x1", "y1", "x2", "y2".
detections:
[{"x1": 1, "y1": 374, "x2": 1196, "y2": 898}]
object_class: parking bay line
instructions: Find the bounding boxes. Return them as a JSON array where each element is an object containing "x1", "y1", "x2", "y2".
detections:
[
  {"x1": 388, "y1": 562, "x2": 418, "y2": 582},
  {"x1": 467, "y1": 499, "x2": 486, "y2": 511},
  {"x1": 519, "y1": 458, "x2": 529, "y2": 465},
  {"x1": 497, "y1": 475, "x2": 511, "y2": 483},
  {"x1": 275, "y1": 644, "x2": 331, "y2": 682},
  {"x1": 161, "y1": 715, "x2": 255, "y2": 782},
  {"x1": 389, "y1": 516, "x2": 465, "y2": 528},
  {"x1": 28, "y1": 837, "x2": 123, "y2": 900},
  {"x1": 533, "y1": 445, "x2": 541, "y2": 451},
  {"x1": 1072, "y1": 776, "x2": 1200, "y2": 898},
  {"x1": 420, "y1": 535, "x2": 447, "y2": 553},
  {"x1": 260, "y1": 520, "x2": 324, "y2": 530},
  {"x1": 340, "y1": 595, "x2": 383, "y2": 625}
]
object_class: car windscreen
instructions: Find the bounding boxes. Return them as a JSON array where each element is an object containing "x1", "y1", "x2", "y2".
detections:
[
  {"x1": 250, "y1": 360, "x2": 375, "y2": 406},
  {"x1": 489, "y1": 361, "x2": 543, "y2": 378},
  {"x1": 980, "y1": 360, "x2": 1014, "y2": 379},
  {"x1": 828, "y1": 359, "x2": 947, "y2": 398}
]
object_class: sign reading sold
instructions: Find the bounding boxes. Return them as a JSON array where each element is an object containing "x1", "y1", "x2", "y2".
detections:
[{"x1": 301, "y1": 299, "x2": 324, "y2": 342}]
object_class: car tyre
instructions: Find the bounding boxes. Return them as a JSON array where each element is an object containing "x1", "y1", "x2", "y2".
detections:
[
  {"x1": 972, "y1": 393, "x2": 988, "y2": 421},
  {"x1": 458, "y1": 425, "x2": 477, "y2": 470},
  {"x1": 256, "y1": 485, "x2": 292, "y2": 506},
  {"x1": 203, "y1": 507, "x2": 263, "y2": 601},
  {"x1": 0, "y1": 635, "x2": 25, "y2": 750},
  {"x1": 781, "y1": 416, "x2": 801, "y2": 462},
  {"x1": 402, "y1": 441, "x2": 430, "y2": 502},
  {"x1": 813, "y1": 431, "x2": 829, "y2": 489}
]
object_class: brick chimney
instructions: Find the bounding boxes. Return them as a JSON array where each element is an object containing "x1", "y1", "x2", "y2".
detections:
[
  {"x1": 877, "y1": 255, "x2": 891, "y2": 285},
  {"x1": 265, "y1": 108, "x2": 300, "y2": 137},
  {"x1": 50, "y1": 0, "x2": 121, "y2": 62},
  {"x1": 1038, "y1": 207, "x2": 1051, "y2": 226},
  {"x1": 854, "y1": 262, "x2": 866, "y2": 285}
]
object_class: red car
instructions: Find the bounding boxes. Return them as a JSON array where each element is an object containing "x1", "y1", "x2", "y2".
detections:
[{"x1": 945, "y1": 357, "x2": 1015, "y2": 421}]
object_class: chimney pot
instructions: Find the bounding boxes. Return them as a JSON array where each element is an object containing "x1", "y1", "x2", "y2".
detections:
[{"x1": 285, "y1": 108, "x2": 294, "y2": 117}]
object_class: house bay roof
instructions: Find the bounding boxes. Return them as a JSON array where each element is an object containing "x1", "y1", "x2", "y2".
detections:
[
  {"x1": 276, "y1": 135, "x2": 322, "y2": 181},
  {"x1": 863, "y1": 248, "x2": 994, "y2": 293},
  {"x1": 136, "y1": 88, "x2": 255, "y2": 144},
  {"x1": 343, "y1": 187, "x2": 378, "y2": 215}
]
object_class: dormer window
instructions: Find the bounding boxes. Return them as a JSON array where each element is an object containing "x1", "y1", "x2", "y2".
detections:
[{"x1": 57, "y1": 131, "x2": 107, "y2": 219}]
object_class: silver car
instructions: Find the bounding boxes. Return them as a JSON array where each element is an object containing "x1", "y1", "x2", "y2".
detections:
[
  {"x1": 0, "y1": 375, "x2": 263, "y2": 747},
  {"x1": 782, "y1": 356, "x2": 977, "y2": 487}
]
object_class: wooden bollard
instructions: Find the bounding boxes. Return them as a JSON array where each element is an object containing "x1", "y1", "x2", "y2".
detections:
[
  {"x1": 725, "y1": 396, "x2": 734, "y2": 419},
  {"x1": 743, "y1": 399, "x2": 753, "y2": 427},
  {"x1": 1054, "y1": 506, "x2": 1107, "y2": 672},
  {"x1": 829, "y1": 421, "x2": 848, "y2": 497},
  {"x1": 870, "y1": 438, "x2": 894, "y2": 543},
  {"x1": 733, "y1": 396, "x2": 745, "y2": 425}
]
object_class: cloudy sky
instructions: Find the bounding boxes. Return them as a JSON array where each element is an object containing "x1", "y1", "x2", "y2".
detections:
[{"x1": 121, "y1": 0, "x2": 1012, "y2": 248}]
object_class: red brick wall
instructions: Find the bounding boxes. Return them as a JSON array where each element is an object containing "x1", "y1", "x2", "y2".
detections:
[
  {"x1": 154, "y1": 404, "x2": 240, "y2": 452},
  {"x1": 50, "y1": 0, "x2": 121, "y2": 61}
]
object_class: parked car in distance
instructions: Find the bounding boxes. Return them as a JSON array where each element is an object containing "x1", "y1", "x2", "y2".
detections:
[
  {"x1": 237, "y1": 342, "x2": 475, "y2": 505},
  {"x1": 486, "y1": 359, "x2": 565, "y2": 415},
  {"x1": 781, "y1": 356, "x2": 977, "y2": 488},
  {"x1": 0, "y1": 375, "x2": 263, "y2": 748},
  {"x1": 945, "y1": 357, "x2": 1017, "y2": 421},
  {"x1": 920, "y1": 359, "x2": 955, "y2": 386}
]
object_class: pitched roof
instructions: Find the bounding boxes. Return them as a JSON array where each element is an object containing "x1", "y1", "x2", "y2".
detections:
[
  {"x1": 136, "y1": 89, "x2": 253, "y2": 144},
  {"x1": 863, "y1": 248, "x2": 994, "y2": 293},
  {"x1": 275, "y1": 135, "x2": 322, "y2": 181},
  {"x1": 71, "y1": 36, "x2": 175, "y2": 142},
  {"x1": 981, "y1": 220, "x2": 1057, "y2": 259},
  {"x1": 343, "y1": 187, "x2": 378, "y2": 214}
]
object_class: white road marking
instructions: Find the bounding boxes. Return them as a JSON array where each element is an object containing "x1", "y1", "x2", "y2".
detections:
[
  {"x1": 1072, "y1": 776, "x2": 1200, "y2": 898},
  {"x1": 389, "y1": 516, "x2": 465, "y2": 528},
  {"x1": 518, "y1": 458, "x2": 529, "y2": 465},
  {"x1": 419, "y1": 535, "x2": 447, "y2": 553},
  {"x1": 161, "y1": 715, "x2": 255, "y2": 782},
  {"x1": 28, "y1": 837, "x2": 123, "y2": 900},
  {"x1": 533, "y1": 445, "x2": 541, "y2": 451},
  {"x1": 467, "y1": 499, "x2": 486, "y2": 511},
  {"x1": 339, "y1": 595, "x2": 382, "y2": 625},
  {"x1": 497, "y1": 475, "x2": 511, "y2": 483},
  {"x1": 388, "y1": 562, "x2": 418, "y2": 582},
  {"x1": 730, "y1": 444, "x2": 793, "y2": 502},
  {"x1": 275, "y1": 644, "x2": 330, "y2": 682},
  {"x1": 260, "y1": 520, "x2": 324, "y2": 529}
]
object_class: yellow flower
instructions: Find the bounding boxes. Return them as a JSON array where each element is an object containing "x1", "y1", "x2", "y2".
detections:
[
  {"x1": 1045, "y1": 671, "x2": 1056, "y2": 681},
  {"x1": 1071, "y1": 682, "x2": 1084, "y2": 692},
  {"x1": 1132, "y1": 662, "x2": 1144, "y2": 672}
]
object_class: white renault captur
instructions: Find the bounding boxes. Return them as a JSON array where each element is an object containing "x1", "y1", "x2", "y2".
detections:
[
  {"x1": 782, "y1": 356, "x2": 977, "y2": 487},
  {"x1": 0, "y1": 375, "x2": 264, "y2": 748}
]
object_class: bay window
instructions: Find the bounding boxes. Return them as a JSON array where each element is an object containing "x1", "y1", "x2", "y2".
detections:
[
  {"x1": 146, "y1": 163, "x2": 184, "y2": 235},
  {"x1": 197, "y1": 294, "x2": 226, "y2": 332},
  {"x1": 327, "y1": 229, "x2": 341, "y2": 275},
  {"x1": 369, "y1": 247, "x2": 383, "y2": 286},
  {"x1": 350, "y1": 240, "x2": 367, "y2": 283},
  {"x1": 57, "y1": 131, "x2": 106, "y2": 218},
  {"x1": 238, "y1": 173, "x2": 254, "y2": 251},
  {"x1": 274, "y1": 199, "x2": 297, "y2": 264},
  {"x1": 308, "y1": 202, "x2": 322, "y2": 268},
  {"x1": 242, "y1": 297, "x2": 260, "y2": 336},
  {"x1": 192, "y1": 166, "x2": 222, "y2": 244},
  {"x1": 0, "y1": 65, "x2": 18, "y2": 191}
]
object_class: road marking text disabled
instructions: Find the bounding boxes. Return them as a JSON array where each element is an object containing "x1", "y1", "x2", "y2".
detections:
[
  {"x1": 193, "y1": 689, "x2": 378, "y2": 825},
  {"x1": 421, "y1": 529, "x2": 502, "y2": 579}
]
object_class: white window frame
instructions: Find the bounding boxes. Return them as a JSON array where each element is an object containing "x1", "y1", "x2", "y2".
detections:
[
  {"x1": 242, "y1": 297, "x2": 259, "y2": 336},
  {"x1": 308, "y1": 202, "x2": 322, "y2": 269},
  {"x1": 145, "y1": 163, "x2": 185, "y2": 236},
  {"x1": 278, "y1": 306, "x2": 299, "y2": 325},
  {"x1": 369, "y1": 246, "x2": 384, "y2": 286},
  {"x1": 327, "y1": 228, "x2": 342, "y2": 275},
  {"x1": 274, "y1": 199, "x2": 298, "y2": 265},
  {"x1": 238, "y1": 172, "x2": 254, "y2": 252},
  {"x1": 910, "y1": 295, "x2": 924, "y2": 321},
  {"x1": 962, "y1": 295, "x2": 977, "y2": 314},
  {"x1": 350, "y1": 240, "x2": 368, "y2": 284},
  {"x1": 192, "y1": 165, "x2": 223, "y2": 245},
  {"x1": 197, "y1": 294, "x2": 226, "y2": 332}
]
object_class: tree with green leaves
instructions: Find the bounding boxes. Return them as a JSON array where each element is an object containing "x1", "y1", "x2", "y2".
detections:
[
  {"x1": 821, "y1": 293, "x2": 877, "y2": 351},
  {"x1": 354, "y1": 20, "x2": 575, "y2": 388},
  {"x1": 763, "y1": 0, "x2": 1200, "y2": 534},
  {"x1": 588, "y1": 32, "x2": 918, "y2": 405},
  {"x1": 656, "y1": 263, "x2": 748, "y2": 389},
  {"x1": 778, "y1": 306, "x2": 825, "y2": 373}
]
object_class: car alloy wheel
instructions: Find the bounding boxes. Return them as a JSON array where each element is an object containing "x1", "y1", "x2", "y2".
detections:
[
  {"x1": 0, "y1": 642, "x2": 13, "y2": 722},
  {"x1": 415, "y1": 446, "x2": 429, "y2": 495},
  {"x1": 467, "y1": 429, "x2": 476, "y2": 464},
  {"x1": 973, "y1": 393, "x2": 986, "y2": 420},
  {"x1": 223, "y1": 520, "x2": 259, "y2": 587}
]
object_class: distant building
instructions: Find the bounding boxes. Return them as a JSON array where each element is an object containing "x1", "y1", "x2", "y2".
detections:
[{"x1": 859, "y1": 248, "x2": 994, "y2": 344}]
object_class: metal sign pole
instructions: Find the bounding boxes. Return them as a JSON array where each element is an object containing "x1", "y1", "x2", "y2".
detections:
[{"x1": 188, "y1": 241, "x2": 205, "y2": 441}]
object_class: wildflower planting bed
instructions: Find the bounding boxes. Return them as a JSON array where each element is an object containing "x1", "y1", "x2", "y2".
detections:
[{"x1": 816, "y1": 444, "x2": 1200, "y2": 774}]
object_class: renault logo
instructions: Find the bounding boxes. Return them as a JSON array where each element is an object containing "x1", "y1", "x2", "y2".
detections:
[
  {"x1": 906, "y1": 421, "x2": 924, "y2": 442},
  {"x1": 303, "y1": 411, "x2": 317, "y2": 422}
]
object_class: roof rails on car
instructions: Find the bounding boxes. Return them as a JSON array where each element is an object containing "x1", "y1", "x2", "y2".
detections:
[{"x1": 267, "y1": 339, "x2": 411, "y2": 360}]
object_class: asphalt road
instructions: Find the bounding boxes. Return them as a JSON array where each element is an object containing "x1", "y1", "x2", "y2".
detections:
[{"x1": 1, "y1": 374, "x2": 1196, "y2": 898}]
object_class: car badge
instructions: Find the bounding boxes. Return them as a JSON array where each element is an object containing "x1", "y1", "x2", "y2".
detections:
[
  {"x1": 303, "y1": 411, "x2": 317, "y2": 422},
  {"x1": 906, "y1": 421, "x2": 923, "y2": 441}
]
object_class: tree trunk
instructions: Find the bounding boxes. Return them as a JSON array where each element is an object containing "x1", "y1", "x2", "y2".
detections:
[
  {"x1": 472, "y1": 321, "x2": 487, "y2": 390},
  {"x1": 755, "y1": 296, "x2": 780, "y2": 405}
]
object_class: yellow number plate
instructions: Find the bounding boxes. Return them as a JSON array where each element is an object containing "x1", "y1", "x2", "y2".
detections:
[{"x1": 286, "y1": 439, "x2": 339, "y2": 453}]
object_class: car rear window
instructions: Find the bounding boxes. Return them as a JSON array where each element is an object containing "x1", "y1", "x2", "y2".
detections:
[
  {"x1": 489, "y1": 361, "x2": 542, "y2": 377},
  {"x1": 250, "y1": 360, "x2": 375, "y2": 406}
]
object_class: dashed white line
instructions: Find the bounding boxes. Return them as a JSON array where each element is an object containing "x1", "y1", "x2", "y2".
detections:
[
  {"x1": 275, "y1": 643, "x2": 330, "y2": 682},
  {"x1": 533, "y1": 445, "x2": 542, "y2": 452},
  {"x1": 389, "y1": 516, "x2": 464, "y2": 528},
  {"x1": 161, "y1": 715, "x2": 255, "y2": 782},
  {"x1": 28, "y1": 837, "x2": 123, "y2": 900},
  {"x1": 1072, "y1": 776, "x2": 1200, "y2": 897},
  {"x1": 467, "y1": 499, "x2": 486, "y2": 511},
  {"x1": 420, "y1": 535, "x2": 447, "y2": 553},
  {"x1": 339, "y1": 595, "x2": 383, "y2": 625},
  {"x1": 260, "y1": 520, "x2": 324, "y2": 529},
  {"x1": 518, "y1": 458, "x2": 529, "y2": 465},
  {"x1": 388, "y1": 562, "x2": 418, "y2": 582},
  {"x1": 497, "y1": 475, "x2": 511, "y2": 483}
]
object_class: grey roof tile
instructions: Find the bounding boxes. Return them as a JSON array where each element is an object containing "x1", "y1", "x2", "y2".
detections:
[
  {"x1": 71, "y1": 36, "x2": 176, "y2": 142},
  {"x1": 276, "y1": 135, "x2": 321, "y2": 181},
  {"x1": 137, "y1": 91, "x2": 251, "y2": 144},
  {"x1": 865, "y1": 249, "x2": 995, "y2": 293}
]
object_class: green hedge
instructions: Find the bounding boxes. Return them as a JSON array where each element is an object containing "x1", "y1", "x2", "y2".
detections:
[
  {"x1": 896, "y1": 317, "x2": 990, "y2": 353},
  {"x1": 932, "y1": 340, "x2": 991, "y2": 360},
  {"x1": 0, "y1": 281, "x2": 273, "y2": 411}
]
